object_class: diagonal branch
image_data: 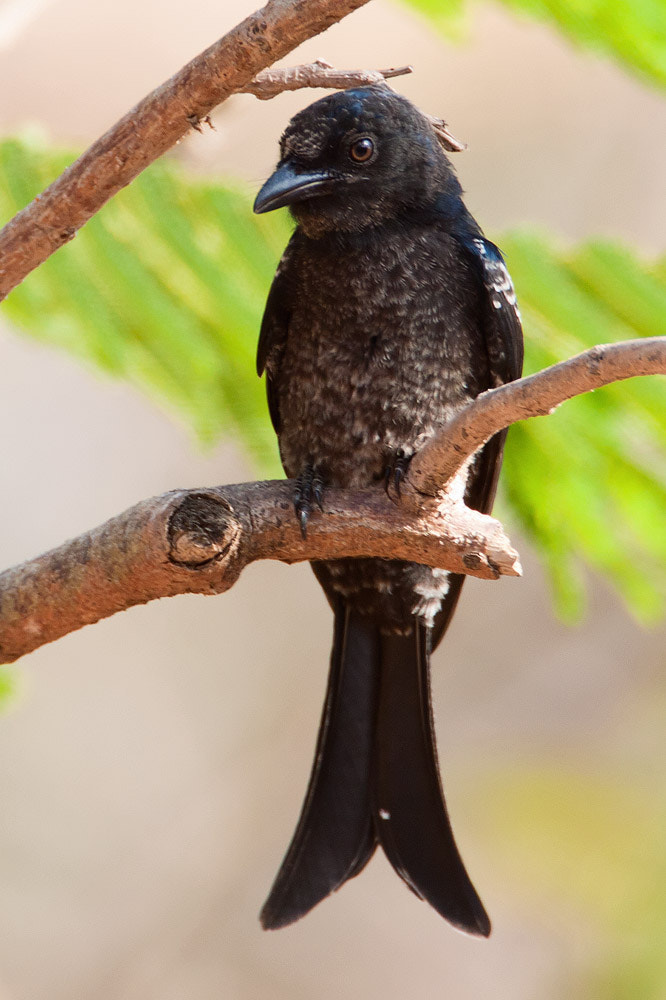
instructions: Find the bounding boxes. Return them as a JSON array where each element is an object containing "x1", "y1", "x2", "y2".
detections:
[
  {"x1": 1, "y1": 337, "x2": 664, "y2": 665},
  {"x1": 407, "y1": 338, "x2": 666, "y2": 499},
  {"x1": 0, "y1": 0, "x2": 375, "y2": 301}
]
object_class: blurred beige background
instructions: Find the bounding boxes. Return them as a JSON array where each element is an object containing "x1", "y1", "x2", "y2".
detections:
[{"x1": 0, "y1": 1, "x2": 665, "y2": 998}]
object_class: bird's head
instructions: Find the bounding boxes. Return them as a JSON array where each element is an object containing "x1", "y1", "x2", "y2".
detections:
[{"x1": 253, "y1": 86, "x2": 459, "y2": 237}]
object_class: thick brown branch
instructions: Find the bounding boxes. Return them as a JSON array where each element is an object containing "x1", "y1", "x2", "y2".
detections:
[
  {"x1": 0, "y1": 0, "x2": 372, "y2": 301},
  {"x1": 408, "y1": 338, "x2": 666, "y2": 498},
  {"x1": 0, "y1": 483, "x2": 519, "y2": 664},
  {"x1": 1, "y1": 338, "x2": 663, "y2": 664}
]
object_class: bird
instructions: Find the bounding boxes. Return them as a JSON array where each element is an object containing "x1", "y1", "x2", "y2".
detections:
[{"x1": 252, "y1": 84, "x2": 523, "y2": 935}]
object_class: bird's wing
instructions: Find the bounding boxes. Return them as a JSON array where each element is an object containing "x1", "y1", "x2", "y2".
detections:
[
  {"x1": 457, "y1": 233, "x2": 524, "y2": 510},
  {"x1": 431, "y1": 234, "x2": 524, "y2": 651},
  {"x1": 256, "y1": 234, "x2": 299, "y2": 435},
  {"x1": 456, "y1": 233, "x2": 524, "y2": 389}
]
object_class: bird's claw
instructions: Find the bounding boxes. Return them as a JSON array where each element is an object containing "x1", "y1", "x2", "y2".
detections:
[
  {"x1": 294, "y1": 466, "x2": 324, "y2": 538},
  {"x1": 297, "y1": 506, "x2": 309, "y2": 540},
  {"x1": 384, "y1": 448, "x2": 412, "y2": 502}
]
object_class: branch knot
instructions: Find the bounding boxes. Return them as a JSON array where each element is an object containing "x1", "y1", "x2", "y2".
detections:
[{"x1": 168, "y1": 493, "x2": 242, "y2": 568}]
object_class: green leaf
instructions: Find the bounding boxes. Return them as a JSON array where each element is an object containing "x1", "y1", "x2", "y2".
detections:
[
  {"x1": 1, "y1": 139, "x2": 665, "y2": 623},
  {"x1": 400, "y1": 0, "x2": 666, "y2": 92},
  {"x1": 0, "y1": 135, "x2": 291, "y2": 471},
  {"x1": 499, "y1": 231, "x2": 666, "y2": 623}
]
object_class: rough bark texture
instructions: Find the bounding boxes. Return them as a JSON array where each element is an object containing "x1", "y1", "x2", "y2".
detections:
[{"x1": 0, "y1": 483, "x2": 517, "y2": 664}]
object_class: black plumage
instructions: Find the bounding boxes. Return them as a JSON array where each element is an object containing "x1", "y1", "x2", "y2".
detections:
[{"x1": 253, "y1": 85, "x2": 523, "y2": 934}]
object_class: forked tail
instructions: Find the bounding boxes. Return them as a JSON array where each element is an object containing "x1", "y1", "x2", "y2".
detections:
[{"x1": 260, "y1": 605, "x2": 490, "y2": 935}]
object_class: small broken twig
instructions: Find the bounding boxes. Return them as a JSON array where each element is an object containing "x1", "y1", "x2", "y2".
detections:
[
  {"x1": 241, "y1": 58, "x2": 413, "y2": 98},
  {"x1": 426, "y1": 115, "x2": 468, "y2": 152}
]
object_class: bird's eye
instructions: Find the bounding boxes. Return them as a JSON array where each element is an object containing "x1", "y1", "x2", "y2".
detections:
[{"x1": 349, "y1": 137, "x2": 375, "y2": 163}]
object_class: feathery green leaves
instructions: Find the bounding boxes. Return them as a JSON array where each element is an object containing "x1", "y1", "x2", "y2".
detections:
[
  {"x1": 0, "y1": 667, "x2": 19, "y2": 712},
  {"x1": 0, "y1": 136, "x2": 290, "y2": 469},
  {"x1": 500, "y1": 232, "x2": 666, "y2": 622}
]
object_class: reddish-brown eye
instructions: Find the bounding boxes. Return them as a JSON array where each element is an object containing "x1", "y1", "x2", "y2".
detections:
[{"x1": 349, "y1": 137, "x2": 374, "y2": 163}]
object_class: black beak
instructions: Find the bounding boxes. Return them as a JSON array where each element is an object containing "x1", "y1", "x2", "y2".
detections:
[{"x1": 253, "y1": 161, "x2": 334, "y2": 214}]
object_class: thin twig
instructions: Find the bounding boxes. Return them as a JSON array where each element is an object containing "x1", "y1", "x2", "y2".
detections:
[
  {"x1": 426, "y1": 114, "x2": 468, "y2": 152},
  {"x1": 241, "y1": 59, "x2": 467, "y2": 150},
  {"x1": 241, "y1": 58, "x2": 413, "y2": 98}
]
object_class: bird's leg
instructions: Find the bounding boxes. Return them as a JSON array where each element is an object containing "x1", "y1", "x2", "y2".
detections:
[
  {"x1": 294, "y1": 463, "x2": 325, "y2": 539},
  {"x1": 384, "y1": 448, "x2": 413, "y2": 501}
]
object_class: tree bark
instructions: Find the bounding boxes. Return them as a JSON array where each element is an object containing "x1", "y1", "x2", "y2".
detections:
[
  {"x1": 408, "y1": 337, "x2": 666, "y2": 497},
  {"x1": 1, "y1": 338, "x2": 663, "y2": 664},
  {"x1": 0, "y1": 484, "x2": 517, "y2": 664}
]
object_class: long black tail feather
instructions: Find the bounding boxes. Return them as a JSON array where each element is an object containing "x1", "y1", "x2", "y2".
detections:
[
  {"x1": 373, "y1": 622, "x2": 491, "y2": 936},
  {"x1": 260, "y1": 606, "x2": 380, "y2": 929}
]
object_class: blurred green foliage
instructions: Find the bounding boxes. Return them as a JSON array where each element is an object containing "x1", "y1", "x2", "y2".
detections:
[
  {"x1": 482, "y1": 761, "x2": 666, "y2": 999},
  {"x1": 0, "y1": 667, "x2": 19, "y2": 712},
  {"x1": 500, "y1": 233, "x2": 666, "y2": 623},
  {"x1": 0, "y1": 137, "x2": 289, "y2": 469},
  {"x1": 403, "y1": 0, "x2": 666, "y2": 91},
  {"x1": 1, "y1": 137, "x2": 664, "y2": 624}
]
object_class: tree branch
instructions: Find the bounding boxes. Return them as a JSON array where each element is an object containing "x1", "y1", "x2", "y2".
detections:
[
  {"x1": 0, "y1": 0, "x2": 374, "y2": 301},
  {"x1": 1, "y1": 338, "x2": 663, "y2": 665},
  {"x1": 408, "y1": 337, "x2": 666, "y2": 497},
  {"x1": 0, "y1": 484, "x2": 518, "y2": 664}
]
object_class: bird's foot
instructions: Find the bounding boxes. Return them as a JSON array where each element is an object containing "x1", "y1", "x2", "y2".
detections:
[
  {"x1": 294, "y1": 465, "x2": 324, "y2": 539},
  {"x1": 384, "y1": 449, "x2": 413, "y2": 502}
]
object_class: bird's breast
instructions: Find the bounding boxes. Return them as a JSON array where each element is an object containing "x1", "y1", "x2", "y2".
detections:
[{"x1": 276, "y1": 228, "x2": 488, "y2": 487}]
